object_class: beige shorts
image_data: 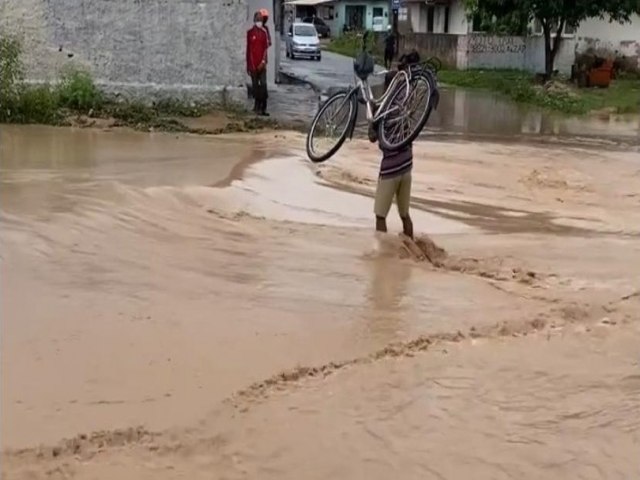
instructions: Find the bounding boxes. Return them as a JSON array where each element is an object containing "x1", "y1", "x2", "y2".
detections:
[{"x1": 374, "y1": 171, "x2": 412, "y2": 218}]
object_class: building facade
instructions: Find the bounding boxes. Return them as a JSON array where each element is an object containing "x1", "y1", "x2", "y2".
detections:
[
  {"x1": 401, "y1": 0, "x2": 639, "y2": 72},
  {"x1": 0, "y1": 0, "x2": 282, "y2": 101},
  {"x1": 287, "y1": 0, "x2": 391, "y2": 36}
]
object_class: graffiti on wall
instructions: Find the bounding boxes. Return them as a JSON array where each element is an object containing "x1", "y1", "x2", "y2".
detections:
[{"x1": 469, "y1": 36, "x2": 526, "y2": 54}]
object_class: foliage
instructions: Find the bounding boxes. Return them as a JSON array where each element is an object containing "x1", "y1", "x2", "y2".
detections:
[
  {"x1": 463, "y1": 0, "x2": 640, "y2": 75},
  {"x1": 470, "y1": 10, "x2": 529, "y2": 35},
  {"x1": 57, "y1": 66, "x2": 103, "y2": 112},
  {"x1": 13, "y1": 85, "x2": 61, "y2": 124},
  {"x1": 0, "y1": 35, "x2": 25, "y2": 120},
  {"x1": 440, "y1": 68, "x2": 640, "y2": 114}
]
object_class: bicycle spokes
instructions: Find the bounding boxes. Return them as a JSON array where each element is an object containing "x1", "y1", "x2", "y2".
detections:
[
  {"x1": 306, "y1": 91, "x2": 356, "y2": 163},
  {"x1": 313, "y1": 99, "x2": 350, "y2": 147}
]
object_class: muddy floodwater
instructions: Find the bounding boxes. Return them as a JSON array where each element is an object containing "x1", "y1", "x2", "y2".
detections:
[{"x1": 2, "y1": 124, "x2": 640, "y2": 479}]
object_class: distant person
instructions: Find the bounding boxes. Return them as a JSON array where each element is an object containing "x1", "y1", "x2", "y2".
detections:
[
  {"x1": 246, "y1": 11, "x2": 270, "y2": 116},
  {"x1": 260, "y1": 8, "x2": 272, "y2": 47},
  {"x1": 384, "y1": 25, "x2": 396, "y2": 70}
]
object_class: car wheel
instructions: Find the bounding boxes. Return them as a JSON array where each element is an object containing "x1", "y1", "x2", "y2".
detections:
[
  {"x1": 290, "y1": 52, "x2": 296, "y2": 60},
  {"x1": 316, "y1": 55, "x2": 321, "y2": 61},
  {"x1": 286, "y1": 49, "x2": 290, "y2": 58}
]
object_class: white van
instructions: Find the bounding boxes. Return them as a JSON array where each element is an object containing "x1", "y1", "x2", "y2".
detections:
[{"x1": 286, "y1": 23, "x2": 321, "y2": 61}]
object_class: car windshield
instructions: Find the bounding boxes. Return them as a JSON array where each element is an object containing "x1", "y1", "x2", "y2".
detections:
[{"x1": 294, "y1": 25, "x2": 317, "y2": 36}]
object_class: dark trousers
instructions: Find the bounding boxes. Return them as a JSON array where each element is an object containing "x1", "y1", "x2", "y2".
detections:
[
  {"x1": 384, "y1": 48, "x2": 395, "y2": 69},
  {"x1": 250, "y1": 69, "x2": 268, "y2": 112}
]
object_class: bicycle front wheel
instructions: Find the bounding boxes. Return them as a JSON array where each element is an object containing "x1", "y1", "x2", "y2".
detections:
[
  {"x1": 377, "y1": 73, "x2": 434, "y2": 151},
  {"x1": 306, "y1": 90, "x2": 357, "y2": 163}
]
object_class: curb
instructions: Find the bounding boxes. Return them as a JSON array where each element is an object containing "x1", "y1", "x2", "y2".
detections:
[{"x1": 278, "y1": 69, "x2": 321, "y2": 94}]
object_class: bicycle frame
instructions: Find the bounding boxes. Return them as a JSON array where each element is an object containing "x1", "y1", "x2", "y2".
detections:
[{"x1": 357, "y1": 69, "x2": 410, "y2": 124}]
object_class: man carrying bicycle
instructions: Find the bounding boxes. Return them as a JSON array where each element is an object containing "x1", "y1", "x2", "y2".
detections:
[{"x1": 369, "y1": 122, "x2": 414, "y2": 240}]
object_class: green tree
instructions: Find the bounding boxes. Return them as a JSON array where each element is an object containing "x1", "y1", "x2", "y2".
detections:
[{"x1": 464, "y1": 0, "x2": 640, "y2": 76}]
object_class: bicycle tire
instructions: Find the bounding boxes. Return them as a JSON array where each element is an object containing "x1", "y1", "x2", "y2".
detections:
[
  {"x1": 306, "y1": 90, "x2": 358, "y2": 163},
  {"x1": 377, "y1": 73, "x2": 435, "y2": 151}
]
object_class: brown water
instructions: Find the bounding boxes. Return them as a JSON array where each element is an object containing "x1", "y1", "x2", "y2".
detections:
[
  {"x1": 430, "y1": 89, "x2": 640, "y2": 145},
  {"x1": 2, "y1": 125, "x2": 640, "y2": 479}
]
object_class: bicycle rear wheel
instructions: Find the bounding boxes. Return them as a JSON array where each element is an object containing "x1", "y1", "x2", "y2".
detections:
[
  {"x1": 377, "y1": 73, "x2": 434, "y2": 151},
  {"x1": 306, "y1": 91, "x2": 358, "y2": 163}
]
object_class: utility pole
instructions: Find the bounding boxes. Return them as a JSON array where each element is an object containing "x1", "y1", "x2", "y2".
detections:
[
  {"x1": 390, "y1": 0, "x2": 401, "y2": 54},
  {"x1": 390, "y1": 0, "x2": 399, "y2": 34}
]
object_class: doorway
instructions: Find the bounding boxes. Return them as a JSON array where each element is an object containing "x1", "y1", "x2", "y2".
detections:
[{"x1": 345, "y1": 5, "x2": 366, "y2": 31}]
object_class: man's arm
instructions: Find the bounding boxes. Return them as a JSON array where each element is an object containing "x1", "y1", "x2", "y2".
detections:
[{"x1": 260, "y1": 30, "x2": 268, "y2": 67}]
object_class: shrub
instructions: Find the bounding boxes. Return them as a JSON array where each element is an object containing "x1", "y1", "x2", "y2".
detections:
[
  {"x1": 15, "y1": 85, "x2": 60, "y2": 124},
  {"x1": 56, "y1": 66, "x2": 103, "y2": 112},
  {"x1": 0, "y1": 35, "x2": 24, "y2": 121}
]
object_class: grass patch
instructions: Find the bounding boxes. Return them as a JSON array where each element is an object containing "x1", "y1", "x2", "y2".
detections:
[
  {"x1": 439, "y1": 69, "x2": 640, "y2": 115},
  {"x1": 325, "y1": 32, "x2": 383, "y2": 62},
  {"x1": 323, "y1": 32, "x2": 640, "y2": 116},
  {"x1": 570, "y1": 79, "x2": 640, "y2": 114}
]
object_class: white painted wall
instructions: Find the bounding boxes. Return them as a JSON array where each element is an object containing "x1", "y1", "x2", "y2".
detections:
[
  {"x1": 574, "y1": 13, "x2": 639, "y2": 66},
  {"x1": 577, "y1": 14, "x2": 640, "y2": 44},
  {"x1": 409, "y1": 3, "x2": 423, "y2": 33},
  {"x1": 448, "y1": 0, "x2": 470, "y2": 34},
  {"x1": 408, "y1": 0, "x2": 469, "y2": 35}
]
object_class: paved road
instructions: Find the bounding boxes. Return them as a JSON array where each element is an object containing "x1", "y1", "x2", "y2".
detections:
[
  {"x1": 267, "y1": 83, "x2": 317, "y2": 126},
  {"x1": 279, "y1": 39, "x2": 384, "y2": 93},
  {"x1": 268, "y1": 39, "x2": 385, "y2": 127}
]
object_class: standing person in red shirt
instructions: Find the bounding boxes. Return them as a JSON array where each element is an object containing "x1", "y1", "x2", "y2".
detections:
[{"x1": 246, "y1": 11, "x2": 270, "y2": 116}]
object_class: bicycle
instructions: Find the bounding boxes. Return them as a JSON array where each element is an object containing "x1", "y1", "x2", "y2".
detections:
[{"x1": 306, "y1": 32, "x2": 440, "y2": 163}]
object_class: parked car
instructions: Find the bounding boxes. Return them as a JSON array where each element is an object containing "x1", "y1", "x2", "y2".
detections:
[
  {"x1": 286, "y1": 23, "x2": 321, "y2": 61},
  {"x1": 302, "y1": 16, "x2": 331, "y2": 38}
]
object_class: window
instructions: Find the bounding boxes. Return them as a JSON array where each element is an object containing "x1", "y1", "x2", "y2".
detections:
[
  {"x1": 321, "y1": 6, "x2": 334, "y2": 20},
  {"x1": 444, "y1": 6, "x2": 450, "y2": 33},
  {"x1": 472, "y1": 13, "x2": 483, "y2": 32},
  {"x1": 398, "y1": 7, "x2": 408, "y2": 21},
  {"x1": 294, "y1": 25, "x2": 317, "y2": 36},
  {"x1": 373, "y1": 7, "x2": 383, "y2": 18},
  {"x1": 427, "y1": 5, "x2": 435, "y2": 32}
]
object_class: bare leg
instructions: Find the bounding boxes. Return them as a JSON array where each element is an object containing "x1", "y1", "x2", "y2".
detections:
[
  {"x1": 376, "y1": 216, "x2": 387, "y2": 233},
  {"x1": 401, "y1": 215, "x2": 413, "y2": 239}
]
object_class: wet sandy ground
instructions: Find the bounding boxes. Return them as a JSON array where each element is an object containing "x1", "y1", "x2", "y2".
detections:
[{"x1": 1, "y1": 125, "x2": 640, "y2": 479}]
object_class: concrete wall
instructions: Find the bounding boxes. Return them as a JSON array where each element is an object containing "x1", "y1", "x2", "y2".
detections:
[
  {"x1": 575, "y1": 14, "x2": 640, "y2": 69},
  {"x1": 0, "y1": 0, "x2": 280, "y2": 101},
  {"x1": 399, "y1": 33, "x2": 460, "y2": 68},
  {"x1": 398, "y1": 32, "x2": 575, "y2": 74},
  {"x1": 465, "y1": 35, "x2": 527, "y2": 69},
  {"x1": 462, "y1": 34, "x2": 575, "y2": 74},
  {"x1": 524, "y1": 36, "x2": 576, "y2": 75}
]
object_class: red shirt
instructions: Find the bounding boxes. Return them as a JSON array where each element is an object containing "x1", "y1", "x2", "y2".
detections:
[{"x1": 246, "y1": 25, "x2": 269, "y2": 74}]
